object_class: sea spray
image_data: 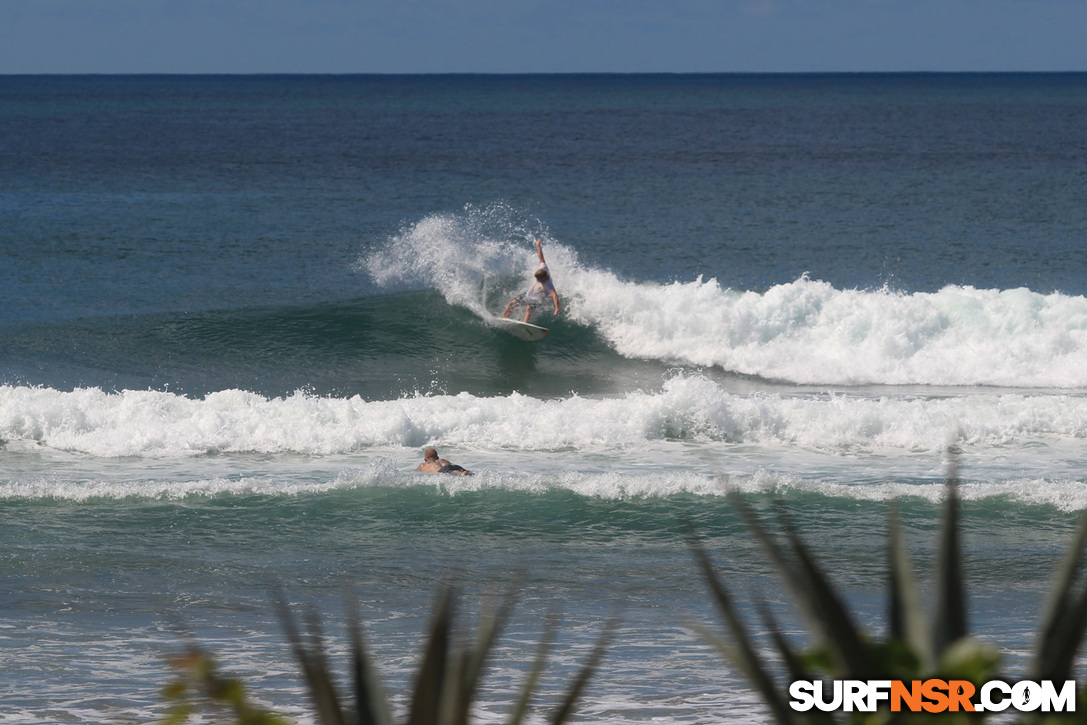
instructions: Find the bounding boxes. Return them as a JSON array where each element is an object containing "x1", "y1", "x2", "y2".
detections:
[{"x1": 363, "y1": 203, "x2": 570, "y2": 318}]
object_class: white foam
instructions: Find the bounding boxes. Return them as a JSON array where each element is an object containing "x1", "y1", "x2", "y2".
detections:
[
  {"x1": 336, "y1": 466, "x2": 727, "y2": 500},
  {"x1": 0, "y1": 475, "x2": 340, "y2": 501},
  {"x1": 3, "y1": 378, "x2": 1087, "y2": 460},
  {"x1": 364, "y1": 202, "x2": 563, "y2": 319},
  {"x1": 366, "y1": 208, "x2": 1087, "y2": 388},
  {"x1": 727, "y1": 473, "x2": 1087, "y2": 512},
  {"x1": 566, "y1": 274, "x2": 1087, "y2": 388},
  {"x1": 10, "y1": 458, "x2": 1087, "y2": 512}
]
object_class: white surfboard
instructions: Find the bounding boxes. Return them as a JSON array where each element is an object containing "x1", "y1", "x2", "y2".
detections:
[{"x1": 495, "y1": 318, "x2": 549, "y2": 341}]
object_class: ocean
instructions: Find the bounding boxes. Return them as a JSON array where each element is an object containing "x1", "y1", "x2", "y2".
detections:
[{"x1": 2, "y1": 73, "x2": 1087, "y2": 723}]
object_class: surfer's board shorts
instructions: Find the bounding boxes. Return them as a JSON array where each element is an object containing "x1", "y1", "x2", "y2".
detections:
[
  {"x1": 513, "y1": 292, "x2": 545, "y2": 309},
  {"x1": 439, "y1": 464, "x2": 470, "y2": 475}
]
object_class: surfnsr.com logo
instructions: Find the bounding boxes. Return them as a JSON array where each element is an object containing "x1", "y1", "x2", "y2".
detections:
[{"x1": 789, "y1": 679, "x2": 1076, "y2": 713}]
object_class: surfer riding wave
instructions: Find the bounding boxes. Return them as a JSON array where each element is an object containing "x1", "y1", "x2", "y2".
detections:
[{"x1": 503, "y1": 238, "x2": 560, "y2": 323}]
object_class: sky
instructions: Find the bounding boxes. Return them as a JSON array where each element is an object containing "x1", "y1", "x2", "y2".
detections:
[{"x1": 1, "y1": 0, "x2": 1085, "y2": 74}]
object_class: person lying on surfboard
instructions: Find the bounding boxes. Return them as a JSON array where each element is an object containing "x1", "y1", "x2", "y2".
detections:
[
  {"x1": 502, "y1": 238, "x2": 561, "y2": 323},
  {"x1": 416, "y1": 447, "x2": 472, "y2": 476}
]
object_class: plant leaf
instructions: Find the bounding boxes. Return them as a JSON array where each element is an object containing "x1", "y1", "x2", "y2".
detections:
[
  {"x1": 932, "y1": 457, "x2": 967, "y2": 657},
  {"x1": 724, "y1": 491, "x2": 873, "y2": 677},
  {"x1": 272, "y1": 592, "x2": 346, "y2": 725},
  {"x1": 888, "y1": 503, "x2": 932, "y2": 672},
  {"x1": 688, "y1": 529, "x2": 798, "y2": 725},
  {"x1": 346, "y1": 594, "x2": 395, "y2": 725},
  {"x1": 1031, "y1": 510, "x2": 1087, "y2": 681},
  {"x1": 547, "y1": 614, "x2": 620, "y2": 725},
  {"x1": 406, "y1": 588, "x2": 455, "y2": 725},
  {"x1": 454, "y1": 581, "x2": 522, "y2": 725},
  {"x1": 760, "y1": 497, "x2": 875, "y2": 678},
  {"x1": 506, "y1": 609, "x2": 559, "y2": 725},
  {"x1": 755, "y1": 598, "x2": 811, "y2": 686}
]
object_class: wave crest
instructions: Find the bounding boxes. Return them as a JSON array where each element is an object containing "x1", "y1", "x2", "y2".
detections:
[
  {"x1": 366, "y1": 208, "x2": 1087, "y2": 388},
  {"x1": 4, "y1": 378, "x2": 1087, "y2": 459},
  {"x1": 569, "y1": 275, "x2": 1087, "y2": 387}
]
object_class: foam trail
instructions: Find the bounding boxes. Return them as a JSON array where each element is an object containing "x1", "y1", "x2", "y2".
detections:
[
  {"x1": 9, "y1": 461, "x2": 1087, "y2": 511},
  {"x1": 728, "y1": 474, "x2": 1087, "y2": 513},
  {"x1": 4, "y1": 379, "x2": 1087, "y2": 458}
]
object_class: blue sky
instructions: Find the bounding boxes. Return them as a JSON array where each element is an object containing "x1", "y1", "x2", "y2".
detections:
[{"x1": 1, "y1": 0, "x2": 1085, "y2": 74}]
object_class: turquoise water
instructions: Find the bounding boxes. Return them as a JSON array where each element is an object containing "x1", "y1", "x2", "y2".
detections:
[{"x1": 3, "y1": 73, "x2": 1087, "y2": 723}]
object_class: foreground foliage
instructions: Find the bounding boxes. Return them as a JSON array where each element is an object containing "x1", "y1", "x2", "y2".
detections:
[
  {"x1": 163, "y1": 587, "x2": 615, "y2": 725},
  {"x1": 162, "y1": 648, "x2": 290, "y2": 725},
  {"x1": 691, "y1": 457, "x2": 1087, "y2": 723},
  {"x1": 162, "y1": 454, "x2": 1087, "y2": 724}
]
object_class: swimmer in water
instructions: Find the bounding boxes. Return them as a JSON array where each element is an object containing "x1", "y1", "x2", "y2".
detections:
[{"x1": 416, "y1": 447, "x2": 472, "y2": 476}]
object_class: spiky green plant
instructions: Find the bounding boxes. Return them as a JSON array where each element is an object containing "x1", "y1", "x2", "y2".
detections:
[
  {"x1": 161, "y1": 647, "x2": 291, "y2": 725},
  {"x1": 690, "y1": 457, "x2": 1087, "y2": 724},
  {"x1": 163, "y1": 585, "x2": 616, "y2": 725}
]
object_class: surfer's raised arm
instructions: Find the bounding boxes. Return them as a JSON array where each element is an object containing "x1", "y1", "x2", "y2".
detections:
[{"x1": 536, "y1": 238, "x2": 560, "y2": 315}]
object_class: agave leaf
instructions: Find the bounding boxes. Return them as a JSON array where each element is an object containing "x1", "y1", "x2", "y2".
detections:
[
  {"x1": 692, "y1": 616, "x2": 840, "y2": 725},
  {"x1": 1031, "y1": 510, "x2": 1087, "y2": 681},
  {"x1": 506, "y1": 610, "x2": 559, "y2": 725},
  {"x1": 755, "y1": 598, "x2": 811, "y2": 685},
  {"x1": 771, "y1": 500, "x2": 875, "y2": 678},
  {"x1": 407, "y1": 588, "x2": 455, "y2": 725},
  {"x1": 887, "y1": 504, "x2": 932, "y2": 672},
  {"x1": 753, "y1": 603, "x2": 841, "y2": 725},
  {"x1": 304, "y1": 609, "x2": 349, "y2": 725},
  {"x1": 159, "y1": 706, "x2": 193, "y2": 725},
  {"x1": 454, "y1": 581, "x2": 522, "y2": 725},
  {"x1": 439, "y1": 627, "x2": 466, "y2": 725},
  {"x1": 751, "y1": 609, "x2": 843, "y2": 725},
  {"x1": 688, "y1": 530, "x2": 799, "y2": 725},
  {"x1": 272, "y1": 593, "x2": 346, "y2": 725},
  {"x1": 888, "y1": 506, "x2": 906, "y2": 641},
  {"x1": 722, "y1": 493, "x2": 817, "y2": 631},
  {"x1": 932, "y1": 460, "x2": 967, "y2": 658},
  {"x1": 346, "y1": 596, "x2": 395, "y2": 725},
  {"x1": 724, "y1": 491, "x2": 873, "y2": 678},
  {"x1": 689, "y1": 620, "x2": 753, "y2": 680},
  {"x1": 547, "y1": 613, "x2": 620, "y2": 725},
  {"x1": 1034, "y1": 582, "x2": 1087, "y2": 684}
]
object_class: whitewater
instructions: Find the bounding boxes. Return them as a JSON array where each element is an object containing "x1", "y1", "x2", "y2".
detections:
[
  {"x1": 369, "y1": 210, "x2": 1087, "y2": 389},
  {"x1": 4, "y1": 377, "x2": 1087, "y2": 459},
  {"x1": 6, "y1": 208, "x2": 1087, "y2": 513}
]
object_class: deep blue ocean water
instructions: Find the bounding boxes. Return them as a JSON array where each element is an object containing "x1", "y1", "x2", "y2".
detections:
[{"x1": 3, "y1": 73, "x2": 1087, "y2": 723}]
